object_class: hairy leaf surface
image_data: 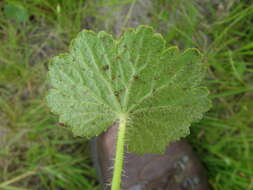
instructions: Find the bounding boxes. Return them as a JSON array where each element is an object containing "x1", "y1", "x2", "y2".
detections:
[{"x1": 46, "y1": 26, "x2": 211, "y2": 154}]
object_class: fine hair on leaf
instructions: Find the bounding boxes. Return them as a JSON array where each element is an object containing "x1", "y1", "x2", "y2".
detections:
[{"x1": 46, "y1": 25, "x2": 211, "y2": 154}]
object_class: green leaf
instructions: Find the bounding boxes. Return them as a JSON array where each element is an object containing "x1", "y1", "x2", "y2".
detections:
[
  {"x1": 46, "y1": 26, "x2": 211, "y2": 154},
  {"x1": 4, "y1": 3, "x2": 29, "y2": 23}
]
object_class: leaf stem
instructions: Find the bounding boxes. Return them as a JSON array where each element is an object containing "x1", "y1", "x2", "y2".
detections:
[{"x1": 111, "y1": 115, "x2": 127, "y2": 190}]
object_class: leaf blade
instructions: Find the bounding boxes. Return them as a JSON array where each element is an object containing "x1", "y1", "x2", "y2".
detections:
[{"x1": 46, "y1": 26, "x2": 211, "y2": 153}]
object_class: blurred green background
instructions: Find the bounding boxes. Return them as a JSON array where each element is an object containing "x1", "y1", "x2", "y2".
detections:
[{"x1": 0, "y1": 0, "x2": 253, "y2": 189}]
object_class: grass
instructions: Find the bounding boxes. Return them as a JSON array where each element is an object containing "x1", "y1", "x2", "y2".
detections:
[
  {"x1": 0, "y1": 1, "x2": 101, "y2": 190},
  {"x1": 0, "y1": 0, "x2": 253, "y2": 190}
]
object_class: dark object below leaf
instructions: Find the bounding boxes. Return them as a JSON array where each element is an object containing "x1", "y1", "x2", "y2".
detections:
[{"x1": 92, "y1": 124, "x2": 211, "y2": 190}]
